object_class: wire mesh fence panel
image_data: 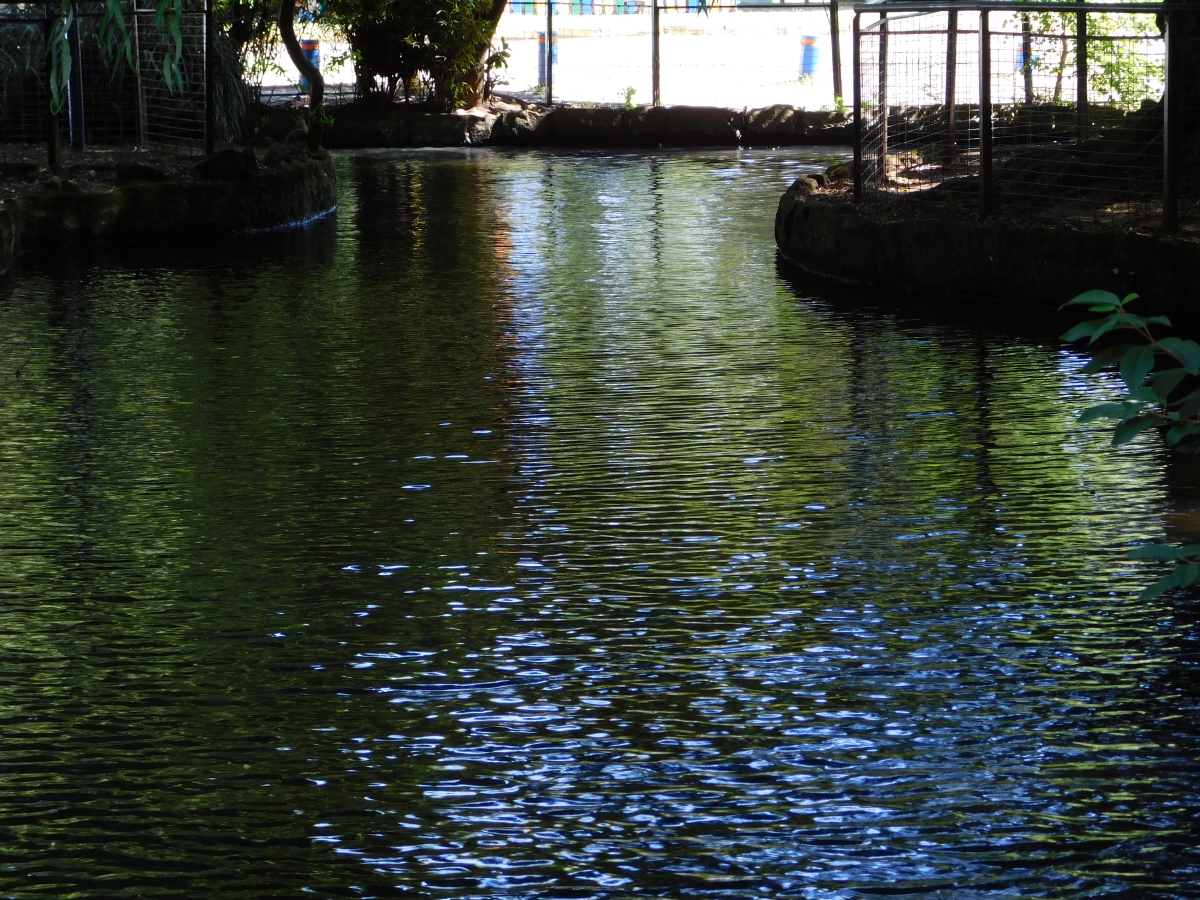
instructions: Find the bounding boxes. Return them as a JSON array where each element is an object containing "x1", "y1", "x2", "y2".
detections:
[
  {"x1": 0, "y1": 5, "x2": 49, "y2": 167},
  {"x1": 495, "y1": 1, "x2": 654, "y2": 105},
  {"x1": 857, "y1": 7, "x2": 1164, "y2": 228},
  {"x1": 859, "y1": 13, "x2": 982, "y2": 190},
  {"x1": 135, "y1": 6, "x2": 206, "y2": 153},
  {"x1": 0, "y1": 1, "x2": 207, "y2": 172},
  {"x1": 659, "y1": 8, "x2": 841, "y2": 109},
  {"x1": 495, "y1": 1, "x2": 850, "y2": 108},
  {"x1": 989, "y1": 15, "x2": 1162, "y2": 224}
]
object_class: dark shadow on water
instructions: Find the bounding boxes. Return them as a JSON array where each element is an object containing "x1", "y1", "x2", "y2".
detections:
[{"x1": 775, "y1": 251, "x2": 1085, "y2": 342}]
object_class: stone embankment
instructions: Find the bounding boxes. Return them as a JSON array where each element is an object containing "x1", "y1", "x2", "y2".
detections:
[
  {"x1": 774, "y1": 175, "x2": 1200, "y2": 314},
  {"x1": 0, "y1": 144, "x2": 337, "y2": 273},
  {"x1": 253, "y1": 101, "x2": 849, "y2": 149}
]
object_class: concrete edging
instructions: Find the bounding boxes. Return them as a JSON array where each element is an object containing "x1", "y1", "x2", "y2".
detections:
[
  {"x1": 0, "y1": 150, "x2": 338, "y2": 273},
  {"x1": 774, "y1": 185, "x2": 1200, "y2": 314},
  {"x1": 253, "y1": 102, "x2": 850, "y2": 149}
]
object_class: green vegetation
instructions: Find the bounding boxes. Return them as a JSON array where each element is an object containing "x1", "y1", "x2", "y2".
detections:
[
  {"x1": 323, "y1": 0, "x2": 506, "y2": 108},
  {"x1": 46, "y1": 0, "x2": 187, "y2": 113},
  {"x1": 1018, "y1": 10, "x2": 1163, "y2": 108},
  {"x1": 1063, "y1": 289, "x2": 1200, "y2": 599}
]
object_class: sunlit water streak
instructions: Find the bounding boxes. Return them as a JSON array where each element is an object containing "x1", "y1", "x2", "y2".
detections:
[{"x1": 1, "y1": 147, "x2": 1198, "y2": 899}]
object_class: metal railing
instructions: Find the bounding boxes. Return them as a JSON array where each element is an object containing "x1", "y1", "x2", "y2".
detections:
[{"x1": 852, "y1": 1, "x2": 1184, "y2": 231}]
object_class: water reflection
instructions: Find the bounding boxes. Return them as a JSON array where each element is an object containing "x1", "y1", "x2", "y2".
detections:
[{"x1": 0, "y1": 147, "x2": 1197, "y2": 899}]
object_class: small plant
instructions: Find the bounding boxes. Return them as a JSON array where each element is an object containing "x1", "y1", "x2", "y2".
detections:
[
  {"x1": 483, "y1": 39, "x2": 510, "y2": 101},
  {"x1": 1063, "y1": 289, "x2": 1200, "y2": 599},
  {"x1": 834, "y1": 94, "x2": 847, "y2": 116},
  {"x1": 621, "y1": 86, "x2": 637, "y2": 110}
]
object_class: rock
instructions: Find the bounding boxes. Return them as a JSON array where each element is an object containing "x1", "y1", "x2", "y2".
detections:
[
  {"x1": 745, "y1": 104, "x2": 796, "y2": 142},
  {"x1": 490, "y1": 107, "x2": 554, "y2": 145},
  {"x1": 663, "y1": 105, "x2": 742, "y2": 145},
  {"x1": 825, "y1": 162, "x2": 855, "y2": 181},
  {"x1": 39, "y1": 176, "x2": 80, "y2": 193},
  {"x1": 623, "y1": 105, "x2": 669, "y2": 142},
  {"x1": 810, "y1": 172, "x2": 827, "y2": 188},
  {"x1": 784, "y1": 176, "x2": 820, "y2": 199},
  {"x1": 15, "y1": 150, "x2": 337, "y2": 251},
  {"x1": 194, "y1": 148, "x2": 257, "y2": 181},
  {"x1": 553, "y1": 107, "x2": 626, "y2": 142},
  {"x1": 116, "y1": 162, "x2": 168, "y2": 183},
  {"x1": 263, "y1": 141, "x2": 309, "y2": 167},
  {"x1": 319, "y1": 102, "x2": 493, "y2": 148}
]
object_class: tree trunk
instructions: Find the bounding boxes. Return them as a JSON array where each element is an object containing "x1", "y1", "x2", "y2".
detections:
[
  {"x1": 461, "y1": 0, "x2": 509, "y2": 109},
  {"x1": 1053, "y1": 35, "x2": 1068, "y2": 103},
  {"x1": 277, "y1": 0, "x2": 325, "y2": 147}
]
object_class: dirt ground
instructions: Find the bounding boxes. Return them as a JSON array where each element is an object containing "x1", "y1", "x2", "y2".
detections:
[{"x1": 0, "y1": 144, "x2": 206, "y2": 203}]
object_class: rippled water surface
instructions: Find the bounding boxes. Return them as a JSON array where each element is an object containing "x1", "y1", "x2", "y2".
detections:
[{"x1": 3, "y1": 148, "x2": 1200, "y2": 899}]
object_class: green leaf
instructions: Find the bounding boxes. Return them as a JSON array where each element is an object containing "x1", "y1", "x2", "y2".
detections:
[
  {"x1": 1151, "y1": 367, "x2": 1187, "y2": 401},
  {"x1": 1081, "y1": 344, "x2": 1135, "y2": 374},
  {"x1": 1089, "y1": 313, "x2": 1127, "y2": 344},
  {"x1": 1176, "y1": 390, "x2": 1200, "y2": 421},
  {"x1": 1113, "y1": 414, "x2": 1158, "y2": 446},
  {"x1": 1120, "y1": 345, "x2": 1156, "y2": 390},
  {"x1": 1128, "y1": 543, "x2": 1200, "y2": 560},
  {"x1": 1146, "y1": 316, "x2": 1173, "y2": 327},
  {"x1": 1062, "y1": 290, "x2": 1120, "y2": 309},
  {"x1": 1127, "y1": 387, "x2": 1159, "y2": 402},
  {"x1": 1079, "y1": 401, "x2": 1136, "y2": 423},
  {"x1": 1061, "y1": 320, "x2": 1100, "y2": 343},
  {"x1": 1139, "y1": 571, "x2": 1181, "y2": 601},
  {"x1": 1158, "y1": 337, "x2": 1200, "y2": 375},
  {"x1": 1177, "y1": 561, "x2": 1200, "y2": 588},
  {"x1": 1122, "y1": 293, "x2": 1140, "y2": 305},
  {"x1": 1166, "y1": 421, "x2": 1200, "y2": 446}
]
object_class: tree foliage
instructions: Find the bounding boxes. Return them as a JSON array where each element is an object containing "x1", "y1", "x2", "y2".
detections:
[
  {"x1": 324, "y1": 0, "x2": 499, "y2": 108},
  {"x1": 47, "y1": 0, "x2": 188, "y2": 113},
  {"x1": 1017, "y1": 9, "x2": 1163, "y2": 108},
  {"x1": 1063, "y1": 290, "x2": 1200, "y2": 600}
]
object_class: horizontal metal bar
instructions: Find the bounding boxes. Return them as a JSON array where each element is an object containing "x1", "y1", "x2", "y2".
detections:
[{"x1": 855, "y1": 1, "x2": 1163, "y2": 13}]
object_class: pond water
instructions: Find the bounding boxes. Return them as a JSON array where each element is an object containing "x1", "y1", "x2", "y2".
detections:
[{"x1": 2, "y1": 148, "x2": 1200, "y2": 899}]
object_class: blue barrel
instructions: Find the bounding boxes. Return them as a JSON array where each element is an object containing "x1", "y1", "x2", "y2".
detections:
[
  {"x1": 537, "y1": 32, "x2": 558, "y2": 86},
  {"x1": 299, "y1": 38, "x2": 320, "y2": 94},
  {"x1": 800, "y1": 35, "x2": 819, "y2": 79}
]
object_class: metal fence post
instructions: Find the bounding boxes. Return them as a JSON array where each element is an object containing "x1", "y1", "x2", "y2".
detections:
[
  {"x1": 1164, "y1": 7, "x2": 1180, "y2": 233},
  {"x1": 43, "y1": 3, "x2": 61, "y2": 172},
  {"x1": 132, "y1": 9, "x2": 148, "y2": 148},
  {"x1": 830, "y1": 0, "x2": 843, "y2": 105},
  {"x1": 878, "y1": 11, "x2": 888, "y2": 179},
  {"x1": 979, "y1": 9, "x2": 993, "y2": 218},
  {"x1": 205, "y1": 0, "x2": 215, "y2": 155},
  {"x1": 1076, "y1": 10, "x2": 1087, "y2": 140},
  {"x1": 945, "y1": 8, "x2": 957, "y2": 160},
  {"x1": 651, "y1": 0, "x2": 660, "y2": 106},
  {"x1": 1020, "y1": 14, "x2": 1034, "y2": 104},
  {"x1": 67, "y1": 0, "x2": 85, "y2": 150},
  {"x1": 546, "y1": 0, "x2": 554, "y2": 106},
  {"x1": 853, "y1": 11, "x2": 861, "y2": 201}
]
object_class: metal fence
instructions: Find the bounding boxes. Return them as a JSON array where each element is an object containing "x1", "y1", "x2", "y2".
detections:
[
  {"x1": 483, "y1": 1, "x2": 854, "y2": 109},
  {"x1": 852, "y1": 1, "x2": 1183, "y2": 230},
  {"x1": 252, "y1": 2, "x2": 857, "y2": 112},
  {"x1": 0, "y1": 0, "x2": 210, "y2": 171}
]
